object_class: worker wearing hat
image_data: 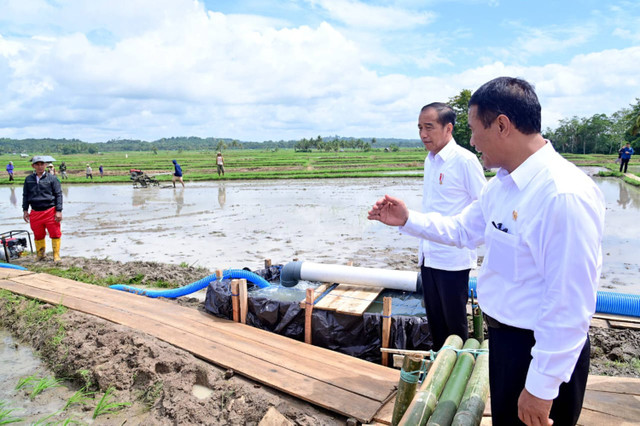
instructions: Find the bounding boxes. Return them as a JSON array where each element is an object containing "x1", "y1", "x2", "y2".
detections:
[{"x1": 22, "y1": 156, "x2": 63, "y2": 261}]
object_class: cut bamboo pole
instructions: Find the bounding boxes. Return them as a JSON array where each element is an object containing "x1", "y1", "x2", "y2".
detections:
[
  {"x1": 451, "y1": 339, "x2": 490, "y2": 426},
  {"x1": 382, "y1": 296, "x2": 392, "y2": 366},
  {"x1": 231, "y1": 279, "x2": 240, "y2": 322},
  {"x1": 264, "y1": 259, "x2": 272, "y2": 268},
  {"x1": 305, "y1": 288, "x2": 314, "y2": 344},
  {"x1": 427, "y1": 338, "x2": 480, "y2": 426},
  {"x1": 239, "y1": 278, "x2": 248, "y2": 324},
  {"x1": 398, "y1": 335, "x2": 463, "y2": 426},
  {"x1": 392, "y1": 354, "x2": 424, "y2": 426}
]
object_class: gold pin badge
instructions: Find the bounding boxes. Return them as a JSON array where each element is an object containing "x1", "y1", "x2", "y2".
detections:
[{"x1": 512, "y1": 210, "x2": 518, "y2": 221}]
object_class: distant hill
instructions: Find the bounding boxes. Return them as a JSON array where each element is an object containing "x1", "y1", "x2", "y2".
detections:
[{"x1": 0, "y1": 136, "x2": 422, "y2": 154}]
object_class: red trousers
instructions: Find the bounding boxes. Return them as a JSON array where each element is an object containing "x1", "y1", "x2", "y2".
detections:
[{"x1": 30, "y1": 207, "x2": 61, "y2": 240}]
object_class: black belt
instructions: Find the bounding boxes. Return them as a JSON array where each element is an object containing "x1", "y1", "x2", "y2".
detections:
[{"x1": 484, "y1": 314, "x2": 530, "y2": 333}]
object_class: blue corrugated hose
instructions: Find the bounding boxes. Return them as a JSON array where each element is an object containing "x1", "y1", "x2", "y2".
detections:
[{"x1": 109, "y1": 268, "x2": 270, "y2": 298}]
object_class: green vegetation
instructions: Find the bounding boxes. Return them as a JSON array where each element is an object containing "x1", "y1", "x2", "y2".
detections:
[
  {"x1": 92, "y1": 386, "x2": 131, "y2": 419},
  {"x1": 137, "y1": 381, "x2": 163, "y2": 410},
  {"x1": 0, "y1": 401, "x2": 23, "y2": 424},
  {"x1": 25, "y1": 265, "x2": 172, "y2": 289},
  {"x1": 64, "y1": 387, "x2": 94, "y2": 411},
  {"x1": 15, "y1": 375, "x2": 63, "y2": 400}
]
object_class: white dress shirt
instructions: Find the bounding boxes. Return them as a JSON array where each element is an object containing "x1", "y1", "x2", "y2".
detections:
[
  {"x1": 400, "y1": 142, "x2": 605, "y2": 399},
  {"x1": 417, "y1": 139, "x2": 486, "y2": 271}
]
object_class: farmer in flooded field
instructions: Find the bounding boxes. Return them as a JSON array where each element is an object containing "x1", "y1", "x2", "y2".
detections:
[
  {"x1": 369, "y1": 77, "x2": 605, "y2": 426},
  {"x1": 172, "y1": 159, "x2": 185, "y2": 187},
  {"x1": 22, "y1": 156, "x2": 64, "y2": 262}
]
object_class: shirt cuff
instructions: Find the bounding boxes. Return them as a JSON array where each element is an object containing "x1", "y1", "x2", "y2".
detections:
[
  {"x1": 525, "y1": 366, "x2": 563, "y2": 400},
  {"x1": 398, "y1": 210, "x2": 422, "y2": 238}
]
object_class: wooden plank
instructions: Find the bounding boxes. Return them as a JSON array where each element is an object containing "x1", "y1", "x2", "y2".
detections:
[
  {"x1": 299, "y1": 284, "x2": 329, "y2": 308},
  {"x1": 6, "y1": 274, "x2": 398, "y2": 399},
  {"x1": 593, "y1": 313, "x2": 640, "y2": 324},
  {"x1": 589, "y1": 318, "x2": 610, "y2": 329},
  {"x1": 372, "y1": 396, "x2": 395, "y2": 425},
  {"x1": 578, "y1": 408, "x2": 638, "y2": 426},
  {"x1": 0, "y1": 279, "x2": 386, "y2": 423},
  {"x1": 609, "y1": 320, "x2": 640, "y2": 330},
  {"x1": 582, "y1": 389, "x2": 640, "y2": 421},
  {"x1": 586, "y1": 375, "x2": 640, "y2": 396},
  {"x1": 0, "y1": 268, "x2": 33, "y2": 280},
  {"x1": 24, "y1": 274, "x2": 394, "y2": 384},
  {"x1": 314, "y1": 284, "x2": 382, "y2": 316},
  {"x1": 336, "y1": 286, "x2": 383, "y2": 316}
]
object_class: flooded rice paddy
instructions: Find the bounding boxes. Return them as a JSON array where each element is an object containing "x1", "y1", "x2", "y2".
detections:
[{"x1": 1, "y1": 175, "x2": 639, "y2": 295}]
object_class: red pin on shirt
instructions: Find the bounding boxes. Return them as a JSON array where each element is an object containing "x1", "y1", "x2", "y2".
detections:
[{"x1": 439, "y1": 173, "x2": 444, "y2": 185}]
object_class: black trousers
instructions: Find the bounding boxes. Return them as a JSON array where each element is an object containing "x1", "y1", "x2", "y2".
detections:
[
  {"x1": 420, "y1": 266, "x2": 470, "y2": 351},
  {"x1": 488, "y1": 322, "x2": 590, "y2": 426},
  {"x1": 620, "y1": 158, "x2": 630, "y2": 173}
]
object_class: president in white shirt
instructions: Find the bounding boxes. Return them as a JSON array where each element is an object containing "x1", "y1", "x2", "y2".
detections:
[
  {"x1": 414, "y1": 103, "x2": 486, "y2": 351},
  {"x1": 368, "y1": 77, "x2": 605, "y2": 426}
]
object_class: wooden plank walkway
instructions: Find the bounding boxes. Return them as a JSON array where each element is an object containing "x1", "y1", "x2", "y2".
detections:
[
  {"x1": 0, "y1": 270, "x2": 399, "y2": 423},
  {"x1": 2, "y1": 267, "x2": 639, "y2": 425}
]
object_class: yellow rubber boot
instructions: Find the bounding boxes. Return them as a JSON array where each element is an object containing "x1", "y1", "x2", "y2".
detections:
[
  {"x1": 35, "y1": 239, "x2": 46, "y2": 260},
  {"x1": 51, "y1": 238, "x2": 61, "y2": 262}
]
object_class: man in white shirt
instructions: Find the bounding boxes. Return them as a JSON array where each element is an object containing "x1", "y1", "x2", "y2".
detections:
[
  {"x1": 368, "y1": 77, "x2": 605, "y2": 425},
  {"x1": 415, "y1": 103, "x2": 486, "y2": 350}
]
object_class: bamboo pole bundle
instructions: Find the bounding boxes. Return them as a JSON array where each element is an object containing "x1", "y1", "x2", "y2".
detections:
[
  {"x1": 391, "y1": 354, "x2": 424, "y2": 425},
  {"x1": 427, "y1": 338, "x2": 480, "y2": 426},
  {"x1": 451, "y1": 339, "x2": 490, "y2": 426},
  {"x1": 398, "y1": 335, "x2": 463, "y2": 426}
]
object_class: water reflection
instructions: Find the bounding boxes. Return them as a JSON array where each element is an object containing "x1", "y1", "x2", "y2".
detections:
[
  {"x1": 174, "y1": 188, "x2": 184, "y2": 215},
  {"x1": 9, "y1": 187, "x2": 16, "y2": 207},
  {"x1": 218, "y1": 185, "x2": 226, "y2": 208},
  {"x1": 132, "y1": 189, "x2": 146, "y2": 207},
  {"x1": 617, "y1": 182, "x2": 630, "y2": 209}
]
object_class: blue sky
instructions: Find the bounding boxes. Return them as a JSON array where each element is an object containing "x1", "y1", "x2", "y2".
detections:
[{"x1": 0, "y1": 0, "x2": 639, "y2": 142}]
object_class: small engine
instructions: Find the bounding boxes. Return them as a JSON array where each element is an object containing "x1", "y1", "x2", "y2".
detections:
[{"x1": 2, "y1": 236, "x2": 28, "y2": 259}]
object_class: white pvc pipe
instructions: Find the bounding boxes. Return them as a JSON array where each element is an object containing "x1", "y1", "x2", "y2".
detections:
[{"x1": 298, "y1": 261, "x2": 418, "y2": 292}]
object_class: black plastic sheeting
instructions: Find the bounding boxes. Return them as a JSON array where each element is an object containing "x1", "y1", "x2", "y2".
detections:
[{"x1": 203, "y1": 266, "x2": 433, "y2": 363}]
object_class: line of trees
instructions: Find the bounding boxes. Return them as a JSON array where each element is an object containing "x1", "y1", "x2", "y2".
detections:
[
  {"x1": 2, "y1": 96, "x2": 639, "y2": 155},
  {"x1": 446, "y1": 90, "x2": 640, "y2": 155}
]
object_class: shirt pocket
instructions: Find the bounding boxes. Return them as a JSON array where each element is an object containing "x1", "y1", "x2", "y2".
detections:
[{"x1": 486, "y1": 226, "x2": 519, "y2": 282}]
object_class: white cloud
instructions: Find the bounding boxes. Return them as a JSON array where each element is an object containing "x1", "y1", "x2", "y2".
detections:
[
  {"x1": 0, "y1": 0, "x2": 639, "y2": 142},
  {"x1": 304, "y1": 0, "x2": 434, "y2": 30}
]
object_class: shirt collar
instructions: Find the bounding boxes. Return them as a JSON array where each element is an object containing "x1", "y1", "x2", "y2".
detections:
[
  {"x1": 428, "y1": 138, "x2": 456, "y2": 162},
  {"x1": 497, "y1": 141, "x2": 556, "y2": 191}
]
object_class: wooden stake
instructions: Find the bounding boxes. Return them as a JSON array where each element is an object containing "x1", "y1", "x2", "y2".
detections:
[
  {"x1": 231, "y1": 279, "x2": 240, "y2": 322},
  {"x1": 305, "y1": 288, "x2": 314, "y2": 344},
  {"x1": 382, "y1": 296, "x2": 392, "y2": 366},
  {"x1": 215, "y1": 269, "x2": 223, "y2": 280},
  {"x1": 264, "y1": 259, "x2": 272, "y2": 268},
  {"x1": 239, "y1": 279, "x2": 248, "y2": 324}
]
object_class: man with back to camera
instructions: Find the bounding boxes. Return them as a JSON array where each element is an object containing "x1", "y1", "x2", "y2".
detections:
[
  {"x1": 368, "y1": 77, "x2": 605, "y2": 425},
  {"x1": 23, "y1": 156, "x2": 64, "y2": 262},
  {"x1": 412, "y1": 102, "x2": 486, "y2": 350},
  {"x1": 619, "y1": 142, "x2": 634, "y2": 173}
]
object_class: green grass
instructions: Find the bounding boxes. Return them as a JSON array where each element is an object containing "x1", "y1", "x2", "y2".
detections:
[
  {"x1": 25, "y1": 265, "x2": 175, "y2": 289},
  {"x1": 2, "y1": 149, "x2": 634, "y2": 184},
  {"x1": 63, "y1": 387, "x2": 94, "y2": 411},
  {"x1": 0, "y1": 401, "x2": 23, "y2": 425},
  {"x1": 15, "y1": 375, "x2": 64, "y2": 400},
  {"x1": 92, "y1": 386, "x2": 131, "y2": 419}
]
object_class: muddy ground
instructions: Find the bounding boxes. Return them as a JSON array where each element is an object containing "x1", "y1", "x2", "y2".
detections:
[{"x1": 1, "y1": 256, "x2": 639, "y2": 425}]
